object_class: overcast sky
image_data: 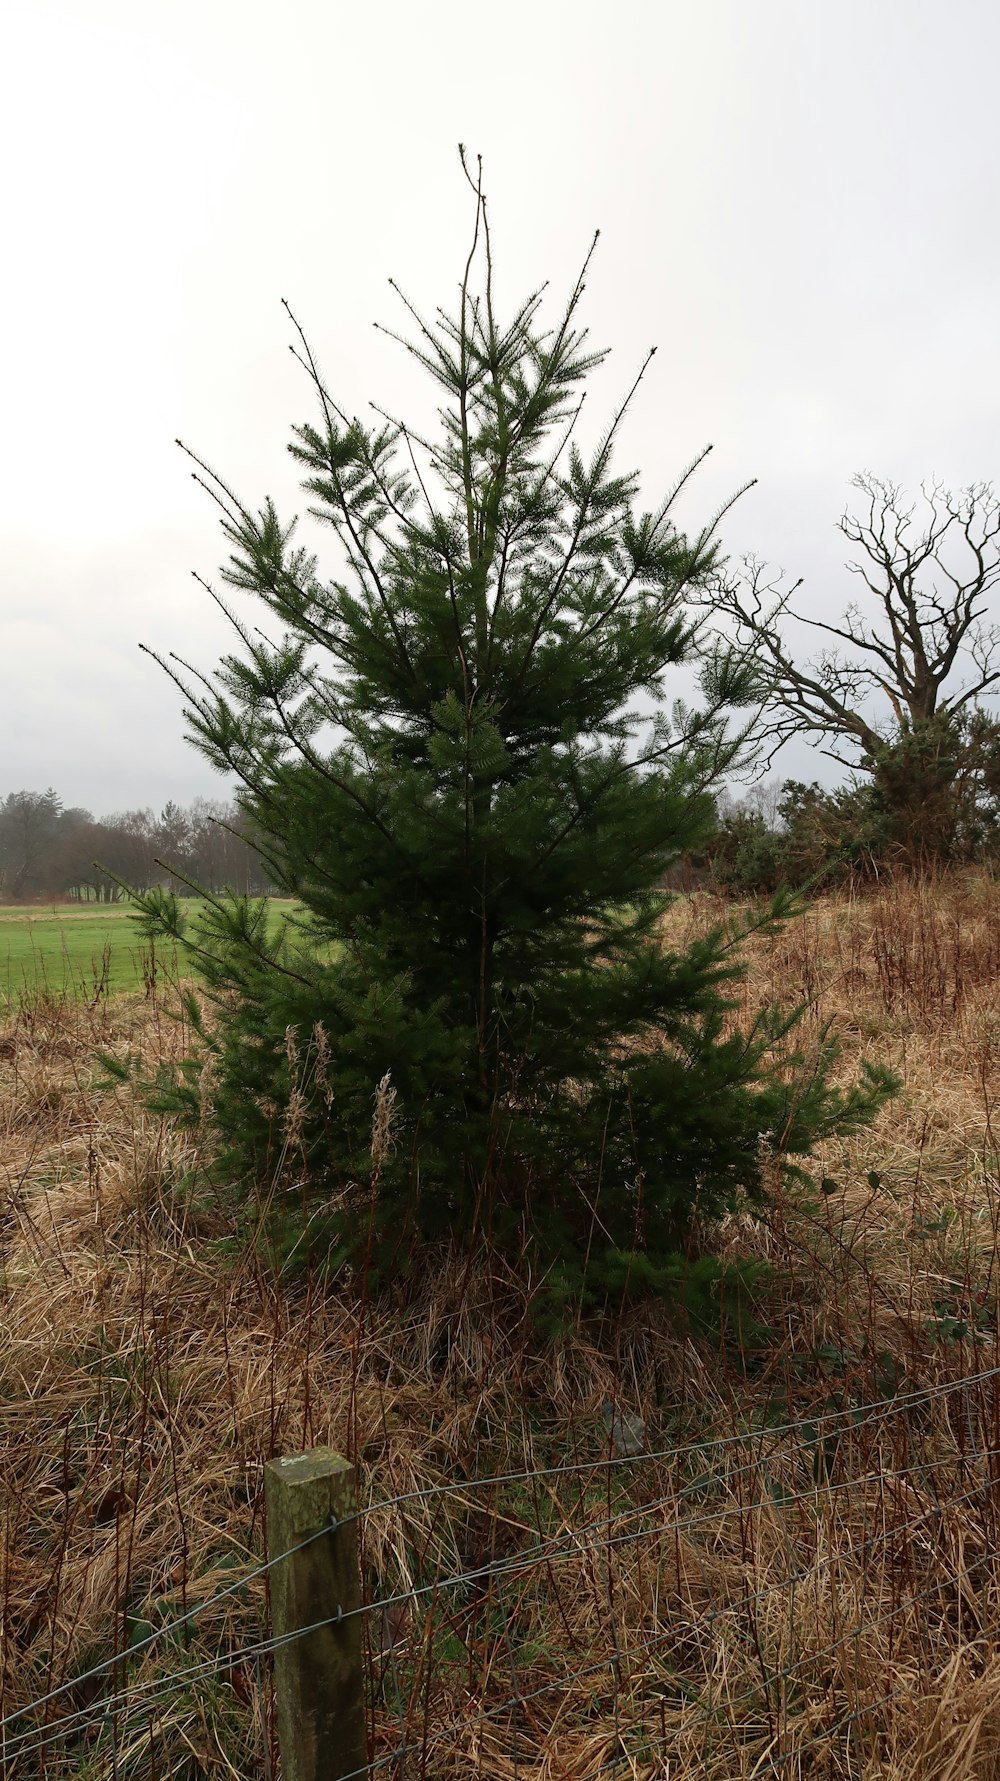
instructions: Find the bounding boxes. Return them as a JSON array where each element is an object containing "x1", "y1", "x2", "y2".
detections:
[{"x1": 4, "y1": 0, "x2": 999, "y2": 816}]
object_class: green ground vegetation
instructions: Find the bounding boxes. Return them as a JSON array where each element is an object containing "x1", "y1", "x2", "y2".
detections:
[
  {"x1": 0, "y1": 902, "x2": 163, "y2": 1001},
  {"x1": 0, "y1": 900, "x2": 302, "y2": 1001}
]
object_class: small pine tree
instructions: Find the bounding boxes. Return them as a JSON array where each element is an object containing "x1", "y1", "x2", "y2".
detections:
[{"x1": 136, "y1": 156, "x2": 894, "y2": 1306}]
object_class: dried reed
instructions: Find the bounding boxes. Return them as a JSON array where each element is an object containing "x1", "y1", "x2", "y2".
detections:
[{"x1": 2, "y1": 873, "x2": 1000, "y2": 1778}]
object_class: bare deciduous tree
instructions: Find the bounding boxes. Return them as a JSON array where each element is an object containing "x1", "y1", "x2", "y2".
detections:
[
  {"x1": 709, "y1": 475, "x2": 1000, "y2": 863},
  {"x1": 714, "y1": 473, "x2": 1000, "y2": 769}
]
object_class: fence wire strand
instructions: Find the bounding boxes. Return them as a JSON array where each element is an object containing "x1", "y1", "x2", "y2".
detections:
[
  {"x1": 0, "y1": 1616, "x2": 346, "y2": 1765},
  {"x1": 348, "y1": 1359, "x2": 1000, "y2": 1526},
  {"x1": 330, "y1": 1544, "x2": 1000, "y2": 1781},
  {"x1": 338, "y1": 1433, "x2": 1000, "y2": 1631},
  {"x1": 5, "y1": 1360, "x2": 1000, "y2": 1774},
  {"x1": 0, "y1": 1514, "x2": 339, "y2": 1735},
  {"x1": 6, "y1": 1440, "x2": 999, "y2": 1766}
]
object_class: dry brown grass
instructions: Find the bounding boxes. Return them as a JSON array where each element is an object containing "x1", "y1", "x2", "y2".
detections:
[{"x1": 4, "y1": 873, "x2": 1000, "y2": 1779}]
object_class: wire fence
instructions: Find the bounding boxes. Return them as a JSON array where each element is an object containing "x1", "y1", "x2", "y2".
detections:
[{"x1": 4, "y1": 1360, "x2": 1000, "y2": 1777}]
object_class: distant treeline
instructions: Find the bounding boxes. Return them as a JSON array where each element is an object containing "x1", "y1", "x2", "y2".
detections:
[{"x1": 0, "y1": 789, "x2": 276, "y2": 903}]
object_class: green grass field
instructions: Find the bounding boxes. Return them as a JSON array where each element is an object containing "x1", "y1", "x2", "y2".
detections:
[
  {"x1": 0, "y1": 902, "x2": 182, "y2": 1001},
  {"x1": 0, "y1": 899, "x2": 304, "y2": 1001}
]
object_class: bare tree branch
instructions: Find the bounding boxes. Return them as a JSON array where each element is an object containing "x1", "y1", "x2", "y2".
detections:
[{"x1": 708, "y1": 474, "x2": 1000, "y2": 773}]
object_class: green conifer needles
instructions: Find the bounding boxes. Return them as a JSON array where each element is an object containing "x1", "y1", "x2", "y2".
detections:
[{"x1": 137, "y1": 158, "x2": 895, "y2": 1307}]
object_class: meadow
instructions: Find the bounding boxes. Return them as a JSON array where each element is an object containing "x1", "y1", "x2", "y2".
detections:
[
  {"x1": 4, "y1": 875, "x2": 1000, "y2": 1777},
  {"x1": 0, "y1": 902, "x2": 168, "y2": 1001},
  {"x1": 0, "y1": 899, "x2": 301, "y2": 1001}
]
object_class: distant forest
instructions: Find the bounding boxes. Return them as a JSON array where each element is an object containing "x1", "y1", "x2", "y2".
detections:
[{"x1": 0, "y1": 789, "x2": 275, "y2": 902}]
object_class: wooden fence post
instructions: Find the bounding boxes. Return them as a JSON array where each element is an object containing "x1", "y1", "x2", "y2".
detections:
[{"x1": 264, "y1": 1448, "x2": 367, "y2": 1781}]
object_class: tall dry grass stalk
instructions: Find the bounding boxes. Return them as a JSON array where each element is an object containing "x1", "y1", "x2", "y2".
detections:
[{"x1": 2, "y1": 873, "x2": 1000, "y2": 1778}]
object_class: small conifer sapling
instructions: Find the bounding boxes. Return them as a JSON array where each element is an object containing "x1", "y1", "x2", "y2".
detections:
[{"x1": 134, "y1": 154, "x2": 895, "y2": 1307}]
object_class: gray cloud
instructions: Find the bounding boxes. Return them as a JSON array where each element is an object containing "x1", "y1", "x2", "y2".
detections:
[{"x1": 4, "y1": 0, "x2": 999, "y2": 810}]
